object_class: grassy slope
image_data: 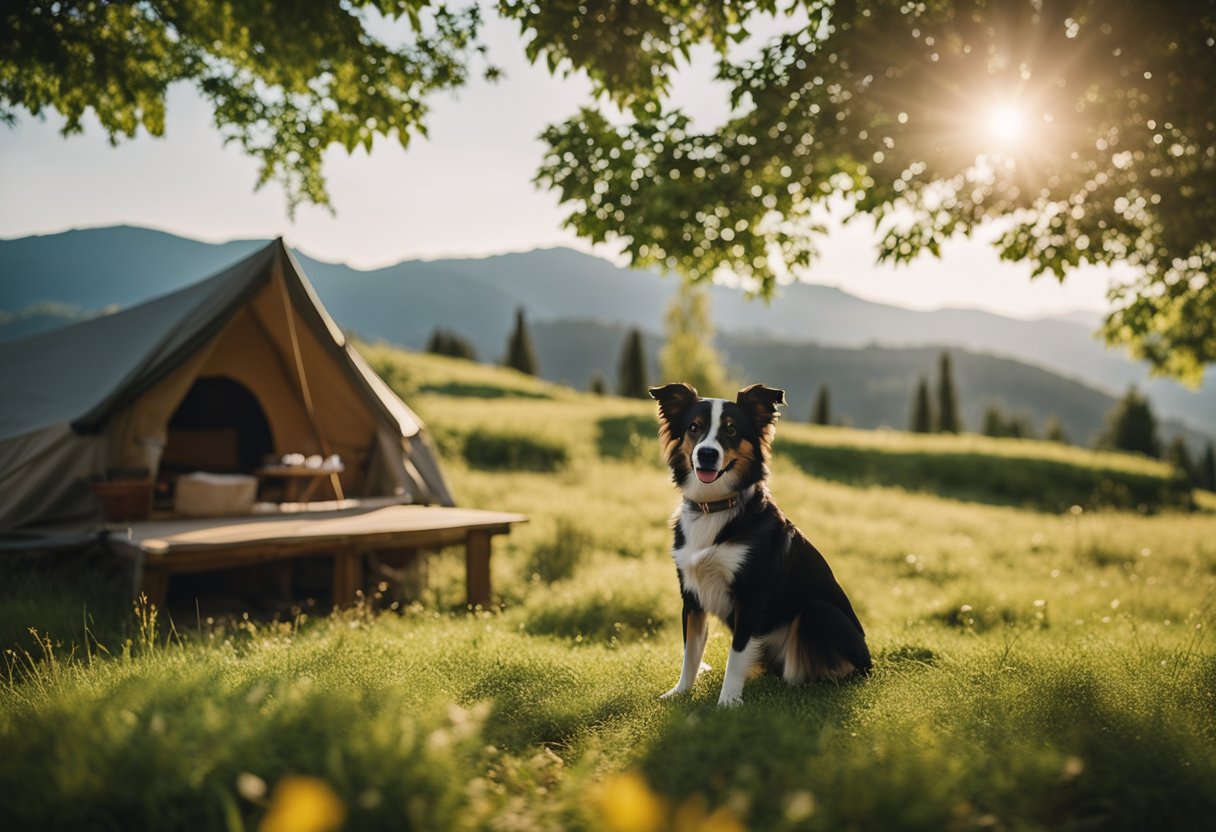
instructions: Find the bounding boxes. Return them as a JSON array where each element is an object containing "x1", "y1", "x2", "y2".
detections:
[{"x1": 2, "y1": 348, "x2": 1214, "y2": 831}]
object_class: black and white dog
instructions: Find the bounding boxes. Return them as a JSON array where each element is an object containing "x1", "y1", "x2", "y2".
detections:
[{"x1": 650, "y1": 382, "x2": 871, "y2": 706}]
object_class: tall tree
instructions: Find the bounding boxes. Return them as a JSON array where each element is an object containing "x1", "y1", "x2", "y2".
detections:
[
  {"x1": 658, "y1": 282, "x2": 733, "y2": 397},
  {"x1": 616, "y1": 329, "x2": 649, "y2": 399},
  {"x1": 910, "y1": 378, "x2": 934, "y2": 434},
  {"x1": 504, "y1": 308, "x2": 539, "y2": 376},
  {"x1": 1165, "y1": 436, "x2": 1197, "y2": 486},
  {"x1": 936, "y1": 353, "x2": 962, "y2": 434},
  {"x1": 1201, "y1": 443, "x2": 1216, "y2": 492},
  {"x1": 1099, "y1": 387, "x2": 1161, "y2": 458},
  {"x1": 982, "y1": 404, "x2": 1005, "y2": 438},
  {"x1": 811, "y1": 385, "x2": 831, "y2": 426}
]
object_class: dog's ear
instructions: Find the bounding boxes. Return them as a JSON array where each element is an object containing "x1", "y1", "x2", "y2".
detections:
[
  {"x1": 736, "y1": 384, "x2": 786, "y2": 430},
  {"x1": 649, "y1": 383, "x2": 699, "y2": 436}
]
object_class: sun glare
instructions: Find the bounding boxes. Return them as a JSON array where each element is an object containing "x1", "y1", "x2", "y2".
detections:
[{"x1": 986, "y1": 103, "x2": 1026, "y2": 146}]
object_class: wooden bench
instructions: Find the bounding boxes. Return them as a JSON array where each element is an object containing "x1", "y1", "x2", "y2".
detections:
[{"x1": 103, "y1": 503, "x2": 527, "y2": 609}]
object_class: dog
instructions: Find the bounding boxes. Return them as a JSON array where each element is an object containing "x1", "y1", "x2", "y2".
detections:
[{"x1": 650, "y1": 382, "x2": 871, "y2": 706}]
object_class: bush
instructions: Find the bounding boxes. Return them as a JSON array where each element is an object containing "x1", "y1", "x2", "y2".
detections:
[{"x1": 462, "y1": 429, "x2": 569, "y2": 472}]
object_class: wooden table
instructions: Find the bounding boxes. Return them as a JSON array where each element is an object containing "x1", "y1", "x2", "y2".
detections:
[{"x1": 103, "y1": 503, "x2": 527, "y2": 609}]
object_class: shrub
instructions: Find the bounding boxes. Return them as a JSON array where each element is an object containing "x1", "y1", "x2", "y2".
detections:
[{"x1": 462, "y1": 429, "x2": 569, "y2": 472}]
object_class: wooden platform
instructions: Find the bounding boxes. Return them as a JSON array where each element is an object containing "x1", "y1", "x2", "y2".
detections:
[{"x1": 103, "y1": 503, "x2": 527, "y2": 609}]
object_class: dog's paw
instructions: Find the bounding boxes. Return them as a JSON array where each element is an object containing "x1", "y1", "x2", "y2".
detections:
[
  {"x1": 699, "y1": 661, "x2": 712, "y2": 673},
  {"x1": 659, "y1": 685, "x2": 687, "y2": 700},
  {"x1": 716, "y1": 691, "x2": 743, "y2": 707}
]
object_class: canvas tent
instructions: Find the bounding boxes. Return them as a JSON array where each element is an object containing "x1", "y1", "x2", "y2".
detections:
[{"x1": 0, "y1": 239, "x2": 453, "y2": 530}]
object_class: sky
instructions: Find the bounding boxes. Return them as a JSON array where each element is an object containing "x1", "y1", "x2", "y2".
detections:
[{"x1": 0, "y1": 10, "x2": 1121, "y2": 321}]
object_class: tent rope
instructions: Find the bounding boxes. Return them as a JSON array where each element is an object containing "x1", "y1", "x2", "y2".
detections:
[{"x1": 277, "y1": 263, "x2": 345, "y2": 502}]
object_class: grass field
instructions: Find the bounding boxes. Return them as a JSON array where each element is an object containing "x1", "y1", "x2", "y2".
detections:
[{"x1": 3, "y1": 347, "x2": 1214, "y2": 831}]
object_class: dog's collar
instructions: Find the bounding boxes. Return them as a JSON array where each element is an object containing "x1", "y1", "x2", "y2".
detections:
[{"x1": 684, "y1": 491, "x2": 748, "y2": 515}]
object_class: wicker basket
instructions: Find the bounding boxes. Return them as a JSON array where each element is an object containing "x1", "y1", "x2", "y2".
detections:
[{"x1": 90, "y1": 479, "x2": 154, "y2": 522}]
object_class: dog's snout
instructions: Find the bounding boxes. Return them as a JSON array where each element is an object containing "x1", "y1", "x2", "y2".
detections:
[{"x1": 696, "y1": 445, "x2": 720, "y2": 469}]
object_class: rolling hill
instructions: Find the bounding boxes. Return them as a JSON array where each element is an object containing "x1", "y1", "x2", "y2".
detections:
[{"x1": 1, "y1": 225, "x2": 1212, "y2": 445}]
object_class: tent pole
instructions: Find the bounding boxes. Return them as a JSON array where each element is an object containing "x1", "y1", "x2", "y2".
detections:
[{"x1": 277, "y1": 266, "x2": 345, "y2": 501}]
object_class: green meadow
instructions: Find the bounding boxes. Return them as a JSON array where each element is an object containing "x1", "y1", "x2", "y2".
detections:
[{"x1": 2, "y1": 347, "x2": 1214, "y2": 831}]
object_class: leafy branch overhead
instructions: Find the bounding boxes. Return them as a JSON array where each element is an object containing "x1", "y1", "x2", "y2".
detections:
[
  {"x1": 1, "y1": 1, "x2": 492, "y2": 214},
  {"x1": 3, "y1": 1, "x2": 1214, "y2": 379},
  {"x1": 522, "y1": 0, "x2": 1216, "y2": 382}
]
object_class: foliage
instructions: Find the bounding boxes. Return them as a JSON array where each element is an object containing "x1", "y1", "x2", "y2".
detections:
[
  {"x1": 504, "y1": 307, "x2": 539, "y2": 376},
  {"x1": 461, "y1": 427, "x2": 568, "y2": 472},
  {"x1": 527, "y1": 0, "x2": 1216, "y2": 381},
  {"x1": 811, "y1": 384, "x2": 831, "y2": 425},
  {"x1": 1100, "y1": 386, "x2": 1161, "y2": 458},
  {"x1": 983, "y1": 402, "x2": 1035, "y2": 439},
  {"x1": 615, "y1": 328, "x2": 650, "y2": 398},
  {"x1": 1202, "y1": 443, "x2": 1216, "y2": 492},
  {"x1": 1166, "y1": 435, "x2": 1196, "y2": 485},
  {"x1": 426, "y1": 327, "x2": 478, "y2": 361},
  {"x1": 1044, "y1": 414, "x2": 1069, "y2": 444},
  {"x1": 936, "y1": 352, "x2": 962, "y2": 434},
  {"x1": 0, "y1": 1, "x2": 491, "y2": 216},
  {"x1": 588, "y1": 371, "x2": 608, "y2": 395},
  {"x1": 657, "y1": 281, "x2": 734, "y2": 396},
  {"x1": 909, "y1": 376, "x2": 933, "y2": 433}
]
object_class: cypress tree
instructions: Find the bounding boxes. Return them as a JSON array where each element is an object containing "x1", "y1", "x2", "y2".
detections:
[
  {"x1": 910, "y1": 377, "x2": 933, "y2": 433},
  {"x1": 1044, "y1": 414, "x2": 1068, "y2": 444},
  {"x1": 426, "y1": 328, "x2": 446, "y2": 355},
  {"x1": 982, "y1": 404, "x2": 1004, "y2": 437},
  {"x1": 504, "y1": 308, "x2": 539, "y2": 376},
  {"x1": 811, "y1": 385, "x2": 831, "y2": 425},
  {"x1": 1166, "y1": 436, "x2": 1197, "y2": 485},
  {"x1": 1099, "y1": 386, "x2": 1160, "y2": 458},
  {"x1": 936, "y1": 351, "x2": 962, "y2": 433},
  {"x1": 617, "y1": 328, "x2": 649, "y2": 398},
  {"x1": 1201, "y1": 442, "x2": 1216, "y2": 492}
]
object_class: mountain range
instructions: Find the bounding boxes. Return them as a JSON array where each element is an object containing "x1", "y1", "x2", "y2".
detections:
[{"x1": 1, "y1": 225, "x2": 1212, "y2": 448}]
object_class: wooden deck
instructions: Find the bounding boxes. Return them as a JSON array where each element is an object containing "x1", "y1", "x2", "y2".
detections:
[{"x1": 103, "y1": 503, "x2": 527, "y2": 608}]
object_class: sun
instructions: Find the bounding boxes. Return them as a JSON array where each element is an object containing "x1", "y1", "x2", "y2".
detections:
[{"x1": 986, "y1": 103, "x2": 1027, "y2": 146}]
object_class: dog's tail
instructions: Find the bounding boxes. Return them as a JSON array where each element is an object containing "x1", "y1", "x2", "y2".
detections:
[{"x1": 794, "y1": 599, "x2": 873, "y2": 681}]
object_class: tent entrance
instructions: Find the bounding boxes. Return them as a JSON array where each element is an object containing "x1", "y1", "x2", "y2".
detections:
[{"x1": 159, "y1": 376, "x2": 274, "y2": 484}]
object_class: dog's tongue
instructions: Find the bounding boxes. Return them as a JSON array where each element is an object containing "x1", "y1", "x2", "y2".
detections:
[{"x1": 695, "y1": 468, "x2": 719, "y2": 484}]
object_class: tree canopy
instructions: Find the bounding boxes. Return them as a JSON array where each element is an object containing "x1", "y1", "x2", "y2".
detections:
[
  {"x1": 528, "y1": 0, "x2": 1216, "y2": 382},
  {"x1": 6, "y1": 1, "x2": 1215, "y2": 378},
  {"x1": 1, "y1": 1, "x2": 490, "y2": 214}
]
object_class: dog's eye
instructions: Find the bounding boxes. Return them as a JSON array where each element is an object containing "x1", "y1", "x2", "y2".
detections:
[
  {"x1": 688, "y1": 423, "x2": 700, "y2": 434},
  {"x1": 724, "y1": 423, "x2": 737, "y2": 437}
]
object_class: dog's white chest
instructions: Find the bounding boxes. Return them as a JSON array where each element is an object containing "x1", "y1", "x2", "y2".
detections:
[{"x1": 673, "y1": 510, "x2": 748, "y2": 622}]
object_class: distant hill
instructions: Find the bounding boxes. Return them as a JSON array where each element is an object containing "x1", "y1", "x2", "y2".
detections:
[
  {"x1": 2, "y1": 225, "x2": 1212, "y2": 441},
  {"x1": 526, "y1": 319, "x2": 1194, "y2": 449}
]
